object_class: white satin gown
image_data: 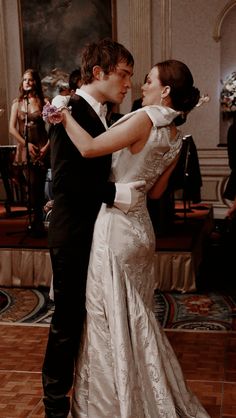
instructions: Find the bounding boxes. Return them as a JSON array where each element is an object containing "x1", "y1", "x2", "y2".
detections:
[{"x1": 71, "y1": 106, "x2": 210, "y2": 418}]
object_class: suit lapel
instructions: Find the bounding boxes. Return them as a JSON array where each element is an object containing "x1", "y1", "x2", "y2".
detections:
[{"x1": 69, "y1": 94, "x2": 106, "y2": 133}]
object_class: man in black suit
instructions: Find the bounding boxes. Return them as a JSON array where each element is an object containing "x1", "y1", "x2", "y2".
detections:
[{"x1": 42, "y1": 39, "x2": 141, "y2": 418}]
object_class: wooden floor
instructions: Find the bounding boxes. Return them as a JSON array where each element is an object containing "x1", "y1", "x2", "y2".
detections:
[
  {"x1": 0, "y1": 323, "x2": 235, "y2": 417},
  {"x1": 1, "y1": 204, "x2": 236, "y2": 417}
]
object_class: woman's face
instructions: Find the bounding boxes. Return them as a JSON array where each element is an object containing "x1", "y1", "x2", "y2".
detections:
[
  {"x1": 141, "y1": 66, "x2": 163, "y2": 106},
  {"x1": 22, "y1": 72, "x2": 35, "y2": 92}
]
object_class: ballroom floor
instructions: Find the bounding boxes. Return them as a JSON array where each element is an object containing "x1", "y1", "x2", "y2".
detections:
[
  {"x1": 0, "y1": 205, "x2": 236, "y2": 417},
  {"x1": 0, "y1": 323, "x2": 235, "y2": 417}
]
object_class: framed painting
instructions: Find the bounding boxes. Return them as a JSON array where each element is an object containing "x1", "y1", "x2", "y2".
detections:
[{"x1": 18, "y1": 0, "x2": 116, "y2": 79}]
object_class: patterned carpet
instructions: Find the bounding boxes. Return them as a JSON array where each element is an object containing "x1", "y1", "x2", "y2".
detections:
[
  {"x1": 154, "y1": 290, "x2": 236, "y2": 331},
  {"x1": 0, "y1": 286, "x2": 236, "y2": 331},
  {"x1": 0, "y1": 287, "x2": 53, "y2": 325}
]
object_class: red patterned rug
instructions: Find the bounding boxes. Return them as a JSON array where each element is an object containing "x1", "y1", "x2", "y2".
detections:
[
  {"x1": 154, "y1": 290, "x2": 236, "y2": 331},
  {"x1": 0, "y1": 287, "x2": 236, "y2": 331}
]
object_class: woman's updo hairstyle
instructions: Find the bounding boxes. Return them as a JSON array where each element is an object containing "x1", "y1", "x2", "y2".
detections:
[{"x1": 156, "y1": 59, "x2": 200, "y2": 122}]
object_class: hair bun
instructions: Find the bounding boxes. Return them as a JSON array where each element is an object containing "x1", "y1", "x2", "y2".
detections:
[{"x1": 181, "y1": 86, "x2": 200, "y2": 112}]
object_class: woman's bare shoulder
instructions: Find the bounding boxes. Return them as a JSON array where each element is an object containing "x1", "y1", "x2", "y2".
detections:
[{"x1": 12, "y1": 98, "x2": 20, "y2": 106}]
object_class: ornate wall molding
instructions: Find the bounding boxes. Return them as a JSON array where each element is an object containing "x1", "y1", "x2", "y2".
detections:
[
  {"x1": 198, "y1": 148, "x2": 230, "y2": 218},
  {"x1": 129, "y1": 0, "x2": 152, "y2": 101},
  {"x1": 161, "y1": 0, "x2": 172, "y2": 59},
  {"x1": 213, "y1": 0, "x2": 236, "y2": 42}
]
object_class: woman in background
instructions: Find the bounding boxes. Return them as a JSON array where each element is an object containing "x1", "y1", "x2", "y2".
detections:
[{"x1": 9, "y1": 68, "x2": 50, "y2": 237}]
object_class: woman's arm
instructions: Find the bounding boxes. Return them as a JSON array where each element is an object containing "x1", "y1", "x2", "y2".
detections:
[
  {"x1": 39, "y1": 139, "x2": 50, "y2": 159},
  {"x1": 9, "y1": 101, "x2": 25, "y2": 146},
  {"x1": 148, "y1": 154, "x2": 179, "y2": 199},
  {"x1": 62, "y1": 108, "x2": 152, "y2": 158}
]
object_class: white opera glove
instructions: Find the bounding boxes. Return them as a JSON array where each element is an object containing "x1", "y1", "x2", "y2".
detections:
[
  {"x1": 114, "y1": 180, "x2": 146, "y2": 214},
  {"x1": 51, "y1": 95, "x2": 71, "y2": 108}
]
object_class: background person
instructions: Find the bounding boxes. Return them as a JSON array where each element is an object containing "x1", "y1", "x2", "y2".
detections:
[
  {"x1": 68, "y1": 67, "x2": 82, "y2": 93},
  {"x1": 51, "y1": 67, "x2": 82, "y2": 108},
  {"x1": 223, "y1": 112, "x2": 236, "y2": 216},
  {"x1": 9, "y1": 68, "x2": 50, "y2": 237}
]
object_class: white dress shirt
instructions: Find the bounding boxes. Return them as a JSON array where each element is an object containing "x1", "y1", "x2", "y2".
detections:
[
  {"x1": 75, "y1": 88, "x2": 108, "y2": 129},
  {"x1": 51, "y1": 94, "x2": 71, "y2": 108}
]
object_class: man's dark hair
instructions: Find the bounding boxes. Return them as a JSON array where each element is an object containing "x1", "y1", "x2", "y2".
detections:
[
  {"x1": 69, "y1": 68, "x2": 81, "y2": 91},
  {"x1": 81, "y1": 38, "x2": 134, "y2": 84}
]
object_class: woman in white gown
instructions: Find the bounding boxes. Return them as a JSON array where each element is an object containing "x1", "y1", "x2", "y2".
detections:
[{"x1": 59, "y1": 60, "x2": 210, "y2": 418}]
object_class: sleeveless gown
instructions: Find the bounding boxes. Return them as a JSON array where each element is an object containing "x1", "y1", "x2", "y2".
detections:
[
  {"x1": 71, "y1": 106, "x2": 210, "y2": 418},
  {"x1": 14, "y1": 107, "x2": 49, "y2": 166}
]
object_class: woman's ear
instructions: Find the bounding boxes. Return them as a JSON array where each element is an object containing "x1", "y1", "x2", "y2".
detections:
[{"x1": 161, "y1": 85, "x2": 171, "y2": 98}]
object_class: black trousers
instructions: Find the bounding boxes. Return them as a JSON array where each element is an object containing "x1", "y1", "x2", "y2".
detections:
[{"x1": 42, "y1": 244, "x2": 91, "y2": 417}]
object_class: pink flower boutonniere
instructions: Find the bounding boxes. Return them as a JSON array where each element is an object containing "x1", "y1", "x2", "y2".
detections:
[{"x1": 42, "y1": 102, "x2": 70, "y2": 125}]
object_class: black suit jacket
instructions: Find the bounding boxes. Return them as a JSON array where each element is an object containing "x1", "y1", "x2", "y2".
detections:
[
  {"x1": 168, "y1": 135, "x2": 202, "y2": 203},
  {"x1": 48, "y1": 94, "x2": 114, "y2": 247},
  {"x1": 223, "y1": 121, "x2": 236, "y2": 201}
]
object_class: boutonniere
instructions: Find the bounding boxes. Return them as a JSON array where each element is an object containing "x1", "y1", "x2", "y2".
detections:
[{"x1": 42, "y1": 102, "x2": 71, "y2": 125}]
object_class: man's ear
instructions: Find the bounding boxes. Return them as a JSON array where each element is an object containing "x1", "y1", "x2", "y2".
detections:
[
  {"x1": 93, "y1": 66, "x2": 104, "y2": 80},
  {"x1": 161, "y1": 85, "x2": 171, "y2": 98}
]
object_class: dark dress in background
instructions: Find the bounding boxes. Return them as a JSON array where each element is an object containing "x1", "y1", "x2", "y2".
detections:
[
  {"x1": 13, "y1": 106, "x2": 50, "y2": 231},
  {"x1": 223, "y1": 117, "x2": 236, "y2": 201}
]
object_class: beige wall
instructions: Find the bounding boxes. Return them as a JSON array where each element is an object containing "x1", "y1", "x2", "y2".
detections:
[
  {"x1": 0, "y1": 0, "x2": 22, "y2": 144},
  {"x1": 169, "y1": 0, "x2": 221, "y2": 149},
  {"x1": 116, "y1": 0, "x2": 236, "y2": 217},
  {"x1": 117, "y1": 0, "x2": 236, "y2": 149}
]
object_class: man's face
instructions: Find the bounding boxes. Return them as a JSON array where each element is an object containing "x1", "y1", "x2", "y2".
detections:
[{"x1": 100, "y1": 62, "x2": 133, "y2": 104}]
